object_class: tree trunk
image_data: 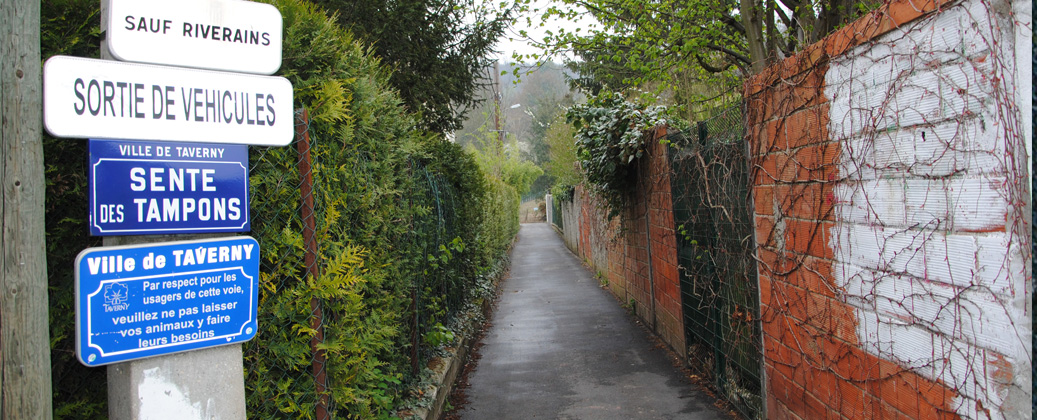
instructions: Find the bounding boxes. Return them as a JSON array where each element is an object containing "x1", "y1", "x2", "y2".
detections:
[{"x1": 740, "y1": 0, "x2": 768, "y2": 73}]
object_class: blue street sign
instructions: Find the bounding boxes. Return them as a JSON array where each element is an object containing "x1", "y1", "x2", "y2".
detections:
[
  {"x1": 75, "y1": 236, "x2": 259, "y2": 366},
  {"x1": 88, "y1": 139, "x2": 250, "y2": 236}
]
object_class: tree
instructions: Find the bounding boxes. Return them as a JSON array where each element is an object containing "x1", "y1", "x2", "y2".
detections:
[
  {"x1": 464, "y1": 118, "x2": 544, "y2": 196},
  {"x1": 313, "y1": 0, "x2": 515, "y2": 133},
  {"x1": 542, "y1": 116, "x2": 580, "y2": 188},
  {"x1": 516, "y1": 0, "x2": 875, "y2": 98},
  {"x1": 501, "y1": 62, "x2": 574, "y2": 165}
]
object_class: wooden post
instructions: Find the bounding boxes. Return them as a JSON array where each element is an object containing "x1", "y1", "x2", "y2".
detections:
[{"x1": 0, "y1": 0, "x2": 55, "y2": 418}]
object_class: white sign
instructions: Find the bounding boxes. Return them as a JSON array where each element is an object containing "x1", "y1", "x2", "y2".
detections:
[
  {"x1": 44, "y1": 56, "x2": 294, "y2": 146},
  {"x1": 107, "y1": 0, "x2": 283, "y2": 75}
]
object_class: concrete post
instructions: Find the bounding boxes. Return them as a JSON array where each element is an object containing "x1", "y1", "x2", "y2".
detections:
[
  {"x1": 103, "y1": 236, "x2": 247, "y2": 420},
  {"x1": 108, "y1": 345, "x2": 246, "y2": 419},
  {"x1": 545, "y1": 194, "x2": 553, "y2": 226},
  {"x1": 100, "y1": 2, "x2": 246, "y2": 419}
]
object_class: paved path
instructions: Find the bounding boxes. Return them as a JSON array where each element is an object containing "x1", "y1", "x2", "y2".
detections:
[{"x1": 459, "y1": 223, "x2": 726, "y2": 419}]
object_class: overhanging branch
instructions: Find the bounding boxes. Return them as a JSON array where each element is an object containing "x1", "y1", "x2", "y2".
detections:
[
  {"x1": 705, "y1": 43, "x2": 751, "y2": 65},
  {"x1": 695, "y1": 54, "x2": 735, "y2": 73}
]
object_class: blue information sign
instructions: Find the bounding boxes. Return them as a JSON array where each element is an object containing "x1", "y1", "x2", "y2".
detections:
[
  {"x1": 75, "y1": 236, "x2": 259, "y2": 366},
  {"x1": 88, "y1": 139, "x2": 250, "y2": 236}
]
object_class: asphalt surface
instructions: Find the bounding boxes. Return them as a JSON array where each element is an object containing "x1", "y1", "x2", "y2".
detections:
[{"x1": 459, "y1": 223, "x2": 727, "y2": 419}]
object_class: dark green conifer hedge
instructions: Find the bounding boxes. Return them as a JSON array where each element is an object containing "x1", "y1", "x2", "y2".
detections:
[{"x1": 42, "y1": 0, "x2": 519, "y2": 417}]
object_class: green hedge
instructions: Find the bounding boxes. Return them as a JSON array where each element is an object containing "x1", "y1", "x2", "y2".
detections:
[
  {"x1": 42, "y1": 0, "x2": 519, "y2": 418},
  {"x1": 482, "y1": 176, "x2": 521, "y2": 257}
]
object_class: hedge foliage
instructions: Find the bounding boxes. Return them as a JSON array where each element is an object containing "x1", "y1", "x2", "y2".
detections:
[
  {"x1": 566, "y1": 89, "x2": 669, "y2": 219},
  {"x1": 42, "y1": 0, "x2": 519, "y2": 418}
]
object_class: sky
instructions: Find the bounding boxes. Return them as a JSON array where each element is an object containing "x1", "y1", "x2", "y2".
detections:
[{"x1": 489, "y1": 0, "x2": 595, "y2": 62}]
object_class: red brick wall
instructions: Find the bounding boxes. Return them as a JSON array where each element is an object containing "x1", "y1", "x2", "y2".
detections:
[
  {"x1": 748, "y1": 68, "x2": 960, "y2": 420},
  {"x1": 641, "y1": 137, "x2": 683, "y2": 351},
  {"x1": 565, "y1": 128, "x2": 685, "y2": 357},
  {"x1": 742, "y1": 0, "x2": 1027, "y2": 418}
]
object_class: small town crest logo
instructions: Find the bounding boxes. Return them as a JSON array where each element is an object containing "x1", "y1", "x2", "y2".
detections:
[{"x1": 103, "y1": 283, "x2": 129, "y2": 312}]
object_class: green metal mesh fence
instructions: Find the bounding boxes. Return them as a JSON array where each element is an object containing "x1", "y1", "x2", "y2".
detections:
[
  {"x1": 407, "y1": 162, "x2": 467, "y2": 363},
  {"x1": 551, "y1": 193, "x2": 565, "y2": 232},
  {"x1": 243, "y1": 110, "x2": 468, "y2": 418},
  {"x1": 667, "y1": 106, "x2": 763, "y2": 419}
]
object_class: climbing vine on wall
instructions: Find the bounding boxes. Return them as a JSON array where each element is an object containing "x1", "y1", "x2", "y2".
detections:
[
  {"x1": 746, "y1": 0, "x2": 1032, "y2": 418},
  {"x1": 566, "y1": 89, "x2": 670, "y2": 219}
]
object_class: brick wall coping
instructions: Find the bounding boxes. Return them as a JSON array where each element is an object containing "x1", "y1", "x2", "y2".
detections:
[{"x1": 744, "y1": 0, "x2": 956, "y2": 96}]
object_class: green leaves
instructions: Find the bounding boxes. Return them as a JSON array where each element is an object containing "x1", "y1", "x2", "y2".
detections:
[
  {"x1": 312, "y1": 0, "x2": 516, "y2": 133},
  {"x1": 566, "y1": 89, "x2": 668, "y2": 219},
  {"x1": 41, "y1": 0, "x2": 516, "y2": 418},
  {"x1": 244, "y1": 1, "x2": 519, "y2": 418},
  {"x1": 513, "y1": 0, "x2": 870, "y2": 112},
  {"x1": 423, "y1": 323, "x2": 456, "y2": 348}
]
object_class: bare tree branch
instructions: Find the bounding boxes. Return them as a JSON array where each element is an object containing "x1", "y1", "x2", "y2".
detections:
[
  {"x1": 705, "y1": 43, "x2": 751, "y2": 65},
  {"x1": 695, "y1": 54, "x2": 735, "y2": 73}
]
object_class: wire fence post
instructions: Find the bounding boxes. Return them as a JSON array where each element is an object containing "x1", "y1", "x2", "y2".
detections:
[
  {"x1": 296, "y1": 109, "x2": 330, "y2": 420},
  {"x1": 411, "y1": 288, "x2": 420, "y2": 376}
]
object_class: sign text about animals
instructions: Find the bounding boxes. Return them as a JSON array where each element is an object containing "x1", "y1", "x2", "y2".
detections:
[{"x1": 75, "y1": 236, "x2": 260, "y2": 366}]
